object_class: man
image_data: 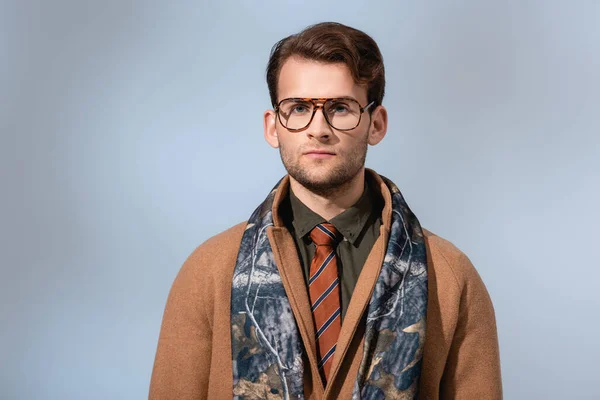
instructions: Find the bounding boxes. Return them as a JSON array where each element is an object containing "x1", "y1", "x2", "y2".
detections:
[{"x1": 149, "y1": 22, "x2": 502, "y2": 399}]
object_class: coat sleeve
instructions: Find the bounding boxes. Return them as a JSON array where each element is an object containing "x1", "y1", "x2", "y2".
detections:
[
  {"x1": 439, "y1": 253, "x2": 503, "y2": 399},
  {"x1": 149, "y1": 248, "x2": 212, "y2": 400}
]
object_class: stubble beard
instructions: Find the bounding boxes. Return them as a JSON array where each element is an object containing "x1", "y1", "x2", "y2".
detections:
[{"x1": 278, "y1": 136, "x2": 369, "y2": 197}]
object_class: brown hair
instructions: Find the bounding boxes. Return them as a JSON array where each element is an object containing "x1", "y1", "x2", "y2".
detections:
[{"x1": 266, "y1": 22, "x2": 385, "y2": 110}]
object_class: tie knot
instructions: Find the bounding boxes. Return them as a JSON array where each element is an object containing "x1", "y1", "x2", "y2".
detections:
[{"x1": 310, "y1": 223, "x2": 342, "y2": 247}]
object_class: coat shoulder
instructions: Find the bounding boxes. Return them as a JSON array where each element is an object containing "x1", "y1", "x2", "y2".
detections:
[
  {"x1": 421, "y1": 227, "x2": 481, "y2": 290},
  {"x1": 182, "y1": 220, "x2": 248, "y2": 275},
  {"x1": 197, "y1": 220, "x2": 248, "y2": 253}
]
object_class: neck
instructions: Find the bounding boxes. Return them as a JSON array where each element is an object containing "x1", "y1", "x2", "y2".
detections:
[{"x1": 289, "y1": 169, "x2": 366, "y2": 221}]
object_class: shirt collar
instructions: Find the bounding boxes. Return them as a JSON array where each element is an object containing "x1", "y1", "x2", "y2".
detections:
[{"x1": 288, "y1": 180, "x2": 375, "y2": 246}]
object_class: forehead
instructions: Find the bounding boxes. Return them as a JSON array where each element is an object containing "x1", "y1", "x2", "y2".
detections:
[{"x1": 277, "y1": 56, "x2": 367, "y2": 103}]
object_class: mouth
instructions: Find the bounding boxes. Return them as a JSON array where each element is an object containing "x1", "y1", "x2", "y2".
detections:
[
  {"x1": 304, "y1": 150, "x2": 336, "y2": 159},
  {"x1": 304, "y1": 149, "x2": 336, "y2": 156}
]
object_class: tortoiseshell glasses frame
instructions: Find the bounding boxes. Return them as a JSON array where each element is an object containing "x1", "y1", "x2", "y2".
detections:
[{"x1": 274, "y1": 97, "x2": 375, "y2": 132}]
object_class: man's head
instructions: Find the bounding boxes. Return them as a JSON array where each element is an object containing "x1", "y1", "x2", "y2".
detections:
[{"x1": 263, "y1": 22, "x2": 388, "y2": 196}]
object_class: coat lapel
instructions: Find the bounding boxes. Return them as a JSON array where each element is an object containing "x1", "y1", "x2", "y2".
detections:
[
  {"x1": 326, "y1": 171, "x2": 394, "y2": 391},
  {"x1": 269, "y1": 176, "x2": 325, "y2": 396}
]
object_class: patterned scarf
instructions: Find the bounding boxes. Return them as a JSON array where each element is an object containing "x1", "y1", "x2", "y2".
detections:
[{"x1": 231, "y1": 172, "x2": 428, "y2": 399}]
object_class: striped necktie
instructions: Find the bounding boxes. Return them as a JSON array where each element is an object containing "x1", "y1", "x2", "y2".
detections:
[{"x1": 309, "y1": 223, "x2": 342, "y2": 385}]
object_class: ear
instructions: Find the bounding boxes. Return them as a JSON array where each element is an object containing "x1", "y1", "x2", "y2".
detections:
[
  {"x1": 367, "y1": 105, "x2": 388, "y2": 146},
  {"x1": 264, "y1": 109, "x2": 279, "y2": 148}
]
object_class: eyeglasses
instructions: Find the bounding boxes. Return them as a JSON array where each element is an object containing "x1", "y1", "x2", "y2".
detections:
[{"x1": 274, "y1": 97, "x2": 375, "y2": 132}]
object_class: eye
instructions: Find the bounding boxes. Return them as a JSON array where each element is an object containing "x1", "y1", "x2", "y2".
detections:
[
  {"x1": 292, "y1": 104, "x2": 309, "y2": 113},
  {"x1": 283, "y1": 100, "x2": 312, "y2": 115},
  {"x1": 328, "y1": 101, "x2": 351, "y2": 114}
]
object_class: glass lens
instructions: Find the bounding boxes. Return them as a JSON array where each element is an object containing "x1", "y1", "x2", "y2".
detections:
[
  {"x1": 278, "y1": 99, "x2": 314, "y2": 130},
  {"x1": 324, "y1": 99, "x2": 361, "y2": 130}
]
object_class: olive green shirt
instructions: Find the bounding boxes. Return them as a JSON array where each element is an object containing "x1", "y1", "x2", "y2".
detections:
[{"x1": 280, "y1": 178, "x2": 384, "y2": 321}]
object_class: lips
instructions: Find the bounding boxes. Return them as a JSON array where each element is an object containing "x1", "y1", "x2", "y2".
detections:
[
  {"x1": 304, "y1": 150, "x2": 336, "y2": 159},
  {"x1": 304, "y1": 149, "x2": 336, "y2": 155}
]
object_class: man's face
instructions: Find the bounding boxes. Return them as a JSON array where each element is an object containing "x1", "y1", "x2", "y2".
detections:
[{"x1": 267, "y1": 57, "x2": 375, "y2": 195}]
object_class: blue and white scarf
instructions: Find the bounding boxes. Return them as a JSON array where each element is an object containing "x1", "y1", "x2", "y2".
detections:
[{"x1": 231, "y1": 173, "x2": 428, "y2": 399}]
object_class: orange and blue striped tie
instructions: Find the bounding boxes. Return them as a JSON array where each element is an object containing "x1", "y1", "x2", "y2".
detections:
[{"x1": 309, "y1": 223, "x2": 342, "y2": 385}]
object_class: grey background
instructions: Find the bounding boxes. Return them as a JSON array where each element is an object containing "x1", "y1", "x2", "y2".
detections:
[{"x1": 1, "y1": 1, "x2": 598, "y2": 399}]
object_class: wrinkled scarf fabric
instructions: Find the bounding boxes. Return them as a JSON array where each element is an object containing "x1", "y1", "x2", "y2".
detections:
[{"x1": 231, "y1": 173, "x2": 428, "y2": 399}]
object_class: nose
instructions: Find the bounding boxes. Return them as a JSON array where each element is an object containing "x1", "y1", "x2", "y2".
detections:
[{"x1": 305, "y1": 106, "x2": 332, "y2": 139}]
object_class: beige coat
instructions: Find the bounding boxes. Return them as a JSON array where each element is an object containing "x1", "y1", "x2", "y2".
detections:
[{"x1": 149, "y1": 172, "x2": 502, "y2": 399}]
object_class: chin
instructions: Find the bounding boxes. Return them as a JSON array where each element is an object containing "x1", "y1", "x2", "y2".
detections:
[
  {"x1": 297, "y1": 162, "x2": 338, "y2": 180},
  {"x1": 288, "y1": 164, "x2": 362, "y2": 194},
  {"x1": 280, "y1": 148, "x2": 365, "y2": 193},
  {"x1": 303, "y1": 173, "x2": 336, "y2": 186}
]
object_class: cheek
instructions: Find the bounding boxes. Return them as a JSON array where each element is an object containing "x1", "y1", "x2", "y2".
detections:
[
  {"x1": 361, "y1": 115, "x2": 372, "y2": 132},
  {"x1": 343, "y1": 130, "x2": 369, "y2": 149},
  {"x1": 277, "y1": 133, "x2": 299, "y2": 152},
  {"x1": 345, "y1": 116, "x2": 371, "y2": 140}
]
